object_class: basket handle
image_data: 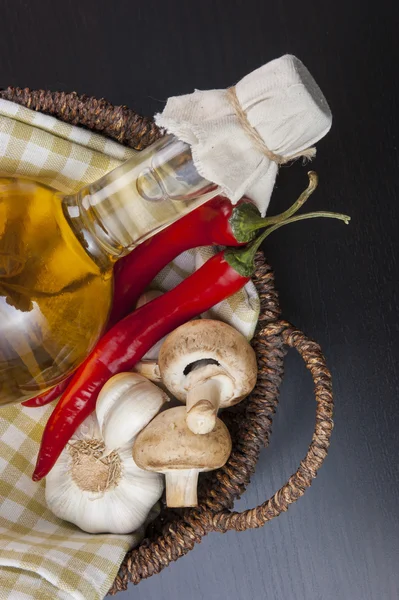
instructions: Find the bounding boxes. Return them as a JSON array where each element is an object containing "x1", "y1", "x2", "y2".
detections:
[
  {"x1": 0, "y1": 87, "x2": 162, "y2": 151},
  {"x1": 210, "y1": 322, "x2": 333, "y2": 533}
]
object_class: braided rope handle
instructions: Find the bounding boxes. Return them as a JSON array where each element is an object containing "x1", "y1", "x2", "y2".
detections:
[
  {"x1": 210, "y1": 321, "x2": 333, "y2": 532},
  {"x1": 0, "y1": 87, "x2": 163, "y2": 150}
]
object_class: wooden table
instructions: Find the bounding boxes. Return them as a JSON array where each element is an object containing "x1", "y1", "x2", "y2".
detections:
[{"x1": 1, "y1": 1, "x2": 398, "y2": 598}]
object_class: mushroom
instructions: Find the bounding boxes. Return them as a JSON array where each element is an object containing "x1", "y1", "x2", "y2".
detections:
[
  {"x1": 158, "y1": 319, "x2": 257, "y2": 434},
  {"x1": 133, "y1": 406, "x2": 232, "y2": 507},
  {"x1": 133, "y1": 359, "x2": 161, "y2": 383}
]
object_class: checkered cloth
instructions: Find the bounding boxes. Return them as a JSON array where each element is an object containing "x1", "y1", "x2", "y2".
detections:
[{"x1": 0, "y1": 98, "x2": 260, "y2": 600}]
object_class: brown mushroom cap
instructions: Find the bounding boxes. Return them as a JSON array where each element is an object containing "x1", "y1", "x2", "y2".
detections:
[
  {"x1": 133, "y1": 406, "x2": 232, "y2": 472},
  {"x1": 158, "y1": 319, "x2": 257, "y2": 406}
]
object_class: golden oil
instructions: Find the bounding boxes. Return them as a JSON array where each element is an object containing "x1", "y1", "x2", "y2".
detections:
[{"x1": 0, "y1": 178, "x2": 112, "y2": 405}]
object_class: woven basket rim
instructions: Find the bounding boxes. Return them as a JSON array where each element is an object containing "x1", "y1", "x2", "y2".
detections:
[{"x1": 0, "y1": 87, "x2": 334, "y2": 594}]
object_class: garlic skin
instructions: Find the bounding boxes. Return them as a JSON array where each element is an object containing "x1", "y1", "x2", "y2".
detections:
[{"x1": 45, "y1": 374, "x2": 167, "y2": 534}]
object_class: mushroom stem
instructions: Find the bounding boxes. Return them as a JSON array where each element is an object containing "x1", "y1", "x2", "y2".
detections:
[
  {"x1": 186, "y1": 379, "x2": 221, "y2": 434},
  {"x1": 165, "y1": 469, "x2": 199, "y2": 507},
  {"x1": 133, "y1": 360, "x2": 161, "y2": 382}
]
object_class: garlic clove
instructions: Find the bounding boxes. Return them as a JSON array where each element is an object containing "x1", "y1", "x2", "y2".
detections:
[
  {"x1": 71, "y1": 412, "x2": 101, "y2": 442},
  {"x1": 95, "y1": 373, "x2": 137, "y2": 433},
  {"x1": 114, "y1": 448, "x2": 164, "y2": 528},
  {"x1": 96, "y1": 372, "x2": 169, "y2": 451}
]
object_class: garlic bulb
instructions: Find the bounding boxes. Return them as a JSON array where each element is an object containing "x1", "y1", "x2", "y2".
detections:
[{"x1": 45, "y1": 373, "x2": 168, "y2": 534}]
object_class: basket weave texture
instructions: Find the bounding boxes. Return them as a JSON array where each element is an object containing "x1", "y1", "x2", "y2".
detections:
[{"x1": 0, "y1": 87, "x2": 334, "y2": 594}]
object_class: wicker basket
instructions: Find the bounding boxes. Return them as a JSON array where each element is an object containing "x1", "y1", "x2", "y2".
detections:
[{"x1": 0, "y1": 87, "x2": 334, "y2": 595}]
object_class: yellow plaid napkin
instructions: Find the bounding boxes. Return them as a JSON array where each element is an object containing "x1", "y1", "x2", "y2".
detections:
[{"x1": 0, "y1": 98, "x2": 260, "y2": 600}]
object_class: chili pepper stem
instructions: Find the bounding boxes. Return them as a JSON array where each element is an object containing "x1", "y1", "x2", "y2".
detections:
[
  {"x1": 230, "y1": 171, "x2": 319, "y2": 241},
  {"x1": 225, "y1": 210, "x2": 351, "y2": 277},
  {"x1": 253, "y1": 171, "x2": 319, "y2": 228}
]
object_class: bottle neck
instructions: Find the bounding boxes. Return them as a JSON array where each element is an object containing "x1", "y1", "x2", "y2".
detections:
[{"x1": 62, "y1": 135, "x2": 219, "y2": 271}]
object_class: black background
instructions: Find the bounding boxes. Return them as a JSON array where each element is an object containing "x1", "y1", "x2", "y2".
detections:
[{"x1": 1, "y1": 1, "x2": 398, "y2": 599}]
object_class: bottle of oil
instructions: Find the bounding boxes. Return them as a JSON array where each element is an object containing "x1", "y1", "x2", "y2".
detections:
[{"x1": 0, "y1": 135, "x2": 218, "y2": 406}]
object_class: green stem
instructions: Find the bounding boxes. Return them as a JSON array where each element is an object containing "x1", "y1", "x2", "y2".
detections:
[
  {"x1": 230, "y1": 171, "x2": 319, "y2": 242},
  {"x1": 225, "y1": 211, "x2": 351, "y2": 277},
  {"x1": 254, "y1": 171, "x2": 319, "y2": 229}
]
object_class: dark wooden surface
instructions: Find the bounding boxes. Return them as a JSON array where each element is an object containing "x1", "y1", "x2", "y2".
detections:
[{"x1": 1, "y1": 1, "x2": 398, "y2": 599}]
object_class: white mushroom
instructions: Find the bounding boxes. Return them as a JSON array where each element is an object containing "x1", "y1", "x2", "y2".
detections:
[
  {"x1": 133, "y1": 406, "x2": 232, "y2": 507},
  {"x1": 133, "y1": 359, "x2": 161, "y2": 382},
  {"x1": 158, "y1": 320, "x2": 257, "y2": 434}
]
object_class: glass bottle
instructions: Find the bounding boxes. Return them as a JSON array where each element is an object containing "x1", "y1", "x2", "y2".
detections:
[{"x1": 0, "y1": 135, "x2": 219, "y2": 406}]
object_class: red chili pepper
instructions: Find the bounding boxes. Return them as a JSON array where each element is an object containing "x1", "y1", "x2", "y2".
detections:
[
  {"x1": 22, "y1": 381, "x2": 69, "y2": 408},
  {"x1": 32, "y1": 173, "x2": 350, "y2": 481}
]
